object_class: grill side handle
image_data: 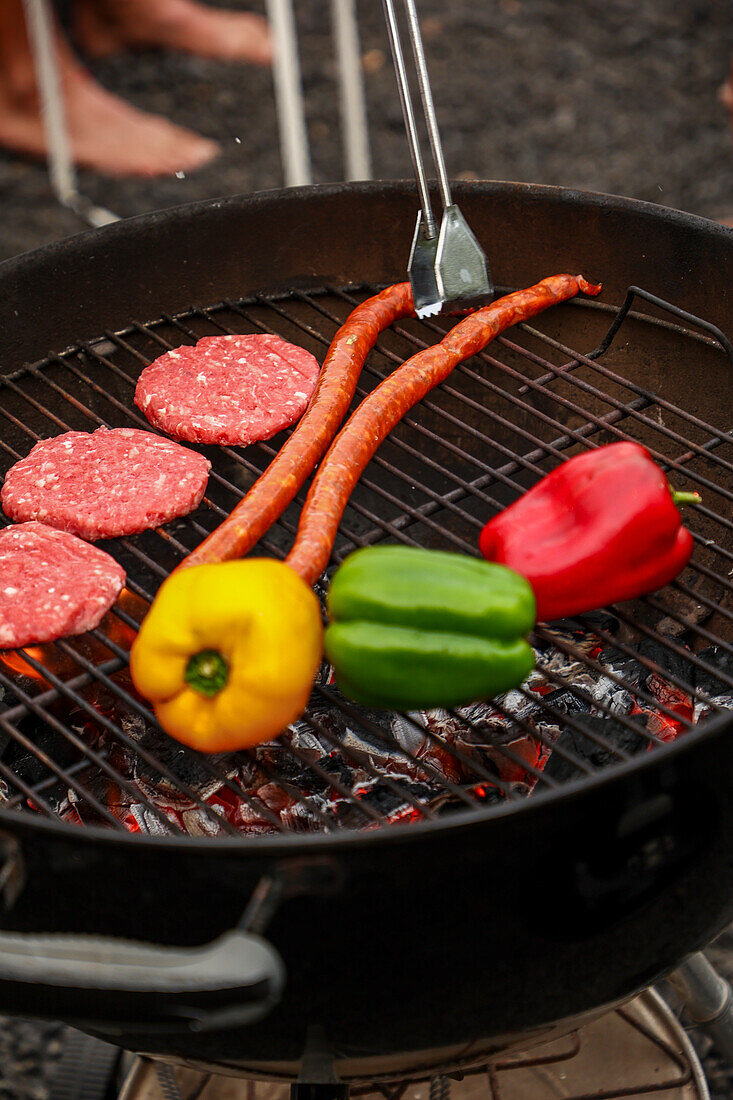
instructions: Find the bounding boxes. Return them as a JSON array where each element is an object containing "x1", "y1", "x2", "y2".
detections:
[{"x1": 0, "y1": 928, "x2": 285, "y2": 1034}]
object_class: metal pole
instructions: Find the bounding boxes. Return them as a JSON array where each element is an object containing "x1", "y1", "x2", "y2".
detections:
[
  {"x1": 331, "y1": 0, "x2": 372, "y2": 181},
  {"x1": 22, "y1": 0, "x2": 75, "y2": 206},
  {"x1": 668, "y1": 952, "x2": 733, "y2": 1068},
  {"x1": 21, "y1": 0, "x2": 118, "y2": 227},
  {"x1": 265, "y1": 0, "x2": 312, "y2": 187}
]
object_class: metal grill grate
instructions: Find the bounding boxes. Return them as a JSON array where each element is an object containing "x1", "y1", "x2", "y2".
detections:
[{"x1": 0, "y1": 283, "x2": 730, "y2": 838}]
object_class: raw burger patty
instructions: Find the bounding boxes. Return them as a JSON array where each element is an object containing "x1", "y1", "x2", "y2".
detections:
[
  {"x1": 0, "y1": 522, "x2": 126, "y2": 649},
  {"x1": 134, "y1": 334, "x2": 321, "y2": 445},
  {"x1": 1, "y1": 427, "x2": 211, "y2": 541}
]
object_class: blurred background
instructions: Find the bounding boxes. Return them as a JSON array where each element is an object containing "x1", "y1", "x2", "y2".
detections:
[
  {"x1": 0, "y1": 0, "x2": 732, "y2": 1096},
  {"x1": 0, "y1": 0, "x2": 732, "y2": 264}
]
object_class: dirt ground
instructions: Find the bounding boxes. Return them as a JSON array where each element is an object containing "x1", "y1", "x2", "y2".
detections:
[
  {"x1": 0, "y1": 0, "x2": 732, "y2": 263},
  {"x1": 0, "y1": 1, "x2": 732, "y2": 1097}
]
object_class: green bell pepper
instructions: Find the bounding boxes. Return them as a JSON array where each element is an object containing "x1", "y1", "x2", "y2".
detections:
[{"x1": 324, "y1": 546, "x2": 536, "y2": 710}]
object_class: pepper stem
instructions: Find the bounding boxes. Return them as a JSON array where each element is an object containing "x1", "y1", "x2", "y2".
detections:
[
  {"x1": 185, "y1": 649, "x2": 229, "y2": 697},
  {"x1": 671, "y1": 489, "x2": 702, "y2": 507}
]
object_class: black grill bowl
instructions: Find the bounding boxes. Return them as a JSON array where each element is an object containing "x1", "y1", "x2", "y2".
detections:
[{"x1": 0, "y1": 181, "x2": 731, "y2": 1079}]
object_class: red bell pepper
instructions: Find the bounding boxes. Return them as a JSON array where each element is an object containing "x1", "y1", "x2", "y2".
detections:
[{"x1": 478, "y1": 441, "x2": 700, "y2": 623}]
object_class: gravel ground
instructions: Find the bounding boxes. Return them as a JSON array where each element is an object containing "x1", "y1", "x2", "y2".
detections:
[
  {"x1": 0, "y1": 0, "x2": 732, "y2": 1097},
  {"x1": 0, "y1": 1023, "x2": 64, "y2": 1100}
]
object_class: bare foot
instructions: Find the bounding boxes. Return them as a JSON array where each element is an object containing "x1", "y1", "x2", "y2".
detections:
[
  {"x1": 0, "y1": 61, "x2": 219, "y2": 177},
  {"x1": 76, "y1": 0, "x2": 273, "y2": 65}
]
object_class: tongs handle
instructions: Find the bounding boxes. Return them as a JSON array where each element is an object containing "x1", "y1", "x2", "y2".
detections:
[
  {"x1": 382, "y1": 0, "x2": 493, "y2": 316},
  {"x1": 382, "y1": 0, "x2": 452, "y2": 238}
]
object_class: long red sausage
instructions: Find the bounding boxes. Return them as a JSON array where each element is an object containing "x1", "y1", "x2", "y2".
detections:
[
  {"x1": 177, "y1": 282, "x2": 414, "y2": 570},
  {"x1": 285, "y1": 274, "x2": 602, "y2": 585}
]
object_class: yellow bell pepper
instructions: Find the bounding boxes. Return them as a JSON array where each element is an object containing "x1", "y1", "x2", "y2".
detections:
[{"x1": 129, "y1": 559, "x2": 323, "y2": 753}]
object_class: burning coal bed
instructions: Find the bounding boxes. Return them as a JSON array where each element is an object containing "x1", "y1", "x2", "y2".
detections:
[{"x1": 0, "y1": 597, "x2": 731, "y2": 837}]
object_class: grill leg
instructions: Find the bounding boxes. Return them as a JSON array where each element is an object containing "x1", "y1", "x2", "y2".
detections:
[
  {"x1": 48, "y1": 1028, "x2": 124, "y2": 1100},
  {"x1": 290, "y1": 1087, "x2": 349, "y2": 1100},
  {"x1": 668, "y1": 951, "x2": 733, "y2": 1068},
  {"x1": 292, "y1": 1025, "x2": 349, "y2": 1100}
]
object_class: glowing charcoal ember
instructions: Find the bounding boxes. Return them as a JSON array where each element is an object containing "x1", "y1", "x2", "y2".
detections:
[
  {"x1": 451, "y1": 700, "x2": 550, "y2": 787},
  {"x1": 596, "y1": 641, "x2": 697, "y2": 743},
  {"x1": 0, "y1": 646, "x2": 54, "y2": 684},
  {"x1": 342, "y1": 776, "x2": 446, "y2": 826},
  {"x1": 639, "y1": 681, "x2": 693, "y2": 743},
  {"x1": 646, "y1": 670, "x2": 692, "y2": 711},
  {"x1": 638, "y1": 708, "x2": 686, "y2": 743}
]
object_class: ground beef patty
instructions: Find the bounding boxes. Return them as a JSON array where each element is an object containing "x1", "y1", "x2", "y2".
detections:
[
  {"x1": 1, "y1": 427, "x2": 210, "y2": 541},
  {"x1": 0, "y1": 522, "x2": 126, "y2": 649},
  {"x1": 134, "y1": 334, "x2": 321, "y2": 445}
]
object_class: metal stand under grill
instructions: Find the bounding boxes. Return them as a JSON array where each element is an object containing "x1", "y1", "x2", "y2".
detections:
[{"x1": 112, "y1": 990, "x2": 709, "y2": 1100}]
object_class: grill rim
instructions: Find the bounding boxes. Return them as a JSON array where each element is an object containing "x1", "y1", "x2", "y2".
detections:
[
  {"x1": 3, "y1": 177, "x2": 733, "y2": 366},
  {"x1": 4, "y1": 177, "x2": 733, "y2": 276}
]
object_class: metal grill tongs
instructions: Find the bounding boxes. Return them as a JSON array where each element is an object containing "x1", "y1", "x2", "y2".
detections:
[{"x1": 382, "y1": 0, "x2": 494, "y2": 317}]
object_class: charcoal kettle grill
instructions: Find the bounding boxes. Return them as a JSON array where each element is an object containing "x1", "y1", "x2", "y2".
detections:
[{"x1": 0, "y1": 181, "x2": 731, "y2": 1086}]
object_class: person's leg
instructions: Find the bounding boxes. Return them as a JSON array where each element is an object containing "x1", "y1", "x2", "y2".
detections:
[
  {"x1": 0, "y1": 0, "x2": 218, "y2": 176},
  {"x1": 75, "y1": 0, "x2": 272, "y2": 64}
]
